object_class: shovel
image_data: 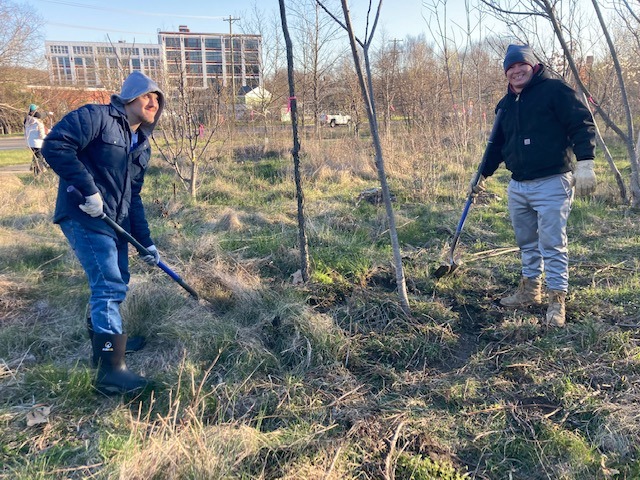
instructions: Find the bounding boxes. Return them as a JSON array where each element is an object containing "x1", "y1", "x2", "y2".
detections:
[
  {"x1": 67, "y1": 185, "x2": 201, "y2": 300},
  {"x1": 433, "y1": 108, "x2": 504, "y2": 279}
]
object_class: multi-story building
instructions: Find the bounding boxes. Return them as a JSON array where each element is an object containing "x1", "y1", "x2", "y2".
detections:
[
  {"x1": 45, "y1": 41, "x2": 162, "y2": 87},
  {"x1": 45, "y1": 26, "x2": 262, "y2": 93},
  {"x1": 159, "y1": 25, "x2": 261, "y2": 92}
]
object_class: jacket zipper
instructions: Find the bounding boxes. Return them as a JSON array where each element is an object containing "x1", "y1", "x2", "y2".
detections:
[{"x1": 515, "y1": 93, "x2": 524, "y2": 172}]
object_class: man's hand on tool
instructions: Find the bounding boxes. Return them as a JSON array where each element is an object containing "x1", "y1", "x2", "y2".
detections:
[
  {"x1": 140, "y1": 245, "x2": 160, "y2": 265},
  {"x1": 78, "y1": 192, "x2": 104, "y2": 217},
  {"x1": 468, "y1": 174, "x2": 486, "y2": 202},
  {"x1": 574, "y1": 159, "x2": 597, "y2": 197}
]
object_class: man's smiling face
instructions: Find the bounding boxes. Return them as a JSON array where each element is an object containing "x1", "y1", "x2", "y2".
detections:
[{"x1": 506, "y1": 62, "x2": 534, "y2": 93}]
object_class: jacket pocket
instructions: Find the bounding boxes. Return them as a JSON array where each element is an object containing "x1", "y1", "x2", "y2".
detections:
[
  {"x1": 97, "y1": 132, "x2": 127, "y2": 168},
  {"x1": 101, "y1": 132, "x2": 126, "y2": 148}
]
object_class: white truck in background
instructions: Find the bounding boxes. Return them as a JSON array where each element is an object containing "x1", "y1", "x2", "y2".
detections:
[{"x1": 319, "y1": 113, "x2": 351, "y2": 127}]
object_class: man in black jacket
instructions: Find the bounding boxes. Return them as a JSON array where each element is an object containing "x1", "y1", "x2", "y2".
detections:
[{"x1": 471, "y1": 44, "x2": 596, "y2": 327}]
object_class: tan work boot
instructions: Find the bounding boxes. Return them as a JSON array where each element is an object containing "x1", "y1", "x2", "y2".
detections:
[
  {"x1": 546, "y1": 290, "x2": 567, "y2": 327},
  {"x1": 500, "y1": 276, "x2": 542, "y2": 307}
]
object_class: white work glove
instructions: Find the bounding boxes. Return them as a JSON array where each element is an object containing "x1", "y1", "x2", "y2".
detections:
[
  {"x1": 140, "y1": 245, "x2": 160, "y2": 266},
  {"x1": 78, "y1": 192, "x2": 104, "y2": 217},
  {"x1": 574, "y1": 160, "x2": 597, "y2": 196},
  {"x1": 468, "y1": 174, "x2": 486, "y2": 202}
]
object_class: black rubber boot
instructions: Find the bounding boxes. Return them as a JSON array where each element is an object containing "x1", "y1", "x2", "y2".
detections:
[
  {"x1": 87, "y1": 315, "x2": 146, "y2": 367},
  {"x1": 92, "y1": 333, "x2": 149, "y2": 395}
]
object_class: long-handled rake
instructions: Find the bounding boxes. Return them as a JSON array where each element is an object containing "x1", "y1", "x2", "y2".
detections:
[{"x1": 433, "y1": 108, "x2": 504, "y2": 279}]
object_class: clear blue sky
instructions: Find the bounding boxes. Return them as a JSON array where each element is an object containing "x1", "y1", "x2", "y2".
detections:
[{"x1": 25, "y1": 0, "x2": 489, "y2": 45}]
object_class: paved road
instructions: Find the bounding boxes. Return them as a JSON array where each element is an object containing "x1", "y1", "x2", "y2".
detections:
[{"x1": 0, "y1": 137, "x2": 27, "y2": 150}]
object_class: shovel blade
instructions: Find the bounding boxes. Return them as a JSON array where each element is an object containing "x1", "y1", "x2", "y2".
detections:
[
  {"x1": 433, "y1": 259, "x2": 462, "y2": 279},
  {"x1": 433, "y1": 263, "x2": 451, "y2": 278}
]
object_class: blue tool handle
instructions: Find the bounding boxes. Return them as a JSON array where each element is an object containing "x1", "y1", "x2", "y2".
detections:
[
  {"x1": 157, "y1": 260, "x2": 200, "y2": 299},
  {"x1": 66, "y1": 185, "x2": 200, "y2": 300},
  {"x1": 447, "y1": 108, "x2": 504, "y2": 258}
]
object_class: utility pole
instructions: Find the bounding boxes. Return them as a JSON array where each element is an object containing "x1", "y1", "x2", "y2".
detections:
[{"x1": 225, "y1": 15, "x2": 240, "y2": 156}]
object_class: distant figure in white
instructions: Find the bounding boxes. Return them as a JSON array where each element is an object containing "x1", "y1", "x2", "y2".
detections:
[{"x1": 24, "y1": 104, "x2": 49, "y2": 175}]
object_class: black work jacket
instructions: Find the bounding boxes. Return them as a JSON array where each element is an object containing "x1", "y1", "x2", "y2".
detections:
[{"x1": 483, "y1": 65, "x2": 596, "y2": 181}]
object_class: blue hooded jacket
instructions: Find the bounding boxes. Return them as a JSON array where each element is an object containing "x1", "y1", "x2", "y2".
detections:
[{"x1": 43, "y1": 72, "x2": 164, "y2": 247}]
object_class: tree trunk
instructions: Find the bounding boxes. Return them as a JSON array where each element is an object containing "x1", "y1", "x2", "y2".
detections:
[
  {"x1": 337, "y1": 0, "x2": 411, "y2": 313},
  {"x1": 279, "y1": 0, "x2": 311, "y2": 282},
  {"x1": 190, "y1": 157, "x2": 198, "y2": 200}
]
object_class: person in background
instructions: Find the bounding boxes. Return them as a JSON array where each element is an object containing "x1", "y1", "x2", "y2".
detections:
[
  {"x1": 24, "y1": 103, "x2": 38, "y2": 123},
  {"x1": 470, "y1": 44, "x2": 596, "y2": 328},
  {"x1": 42, "y1": 72, "x2": 165, "y2": 395},
  {"x1": 24, "y1": 105, "x2": 49, "y2": 175}
]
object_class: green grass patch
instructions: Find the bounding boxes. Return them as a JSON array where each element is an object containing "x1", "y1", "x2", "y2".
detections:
[{"x1": 0, "y1": 149, "x2": 32, "y2": 167}]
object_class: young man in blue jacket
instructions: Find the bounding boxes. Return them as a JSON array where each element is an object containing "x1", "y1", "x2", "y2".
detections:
[
  {"x1": 43, "y1": 72, "x2": 164, "y2": 395},
  {"x1": 470, "y1": 45, "x2": 596, "y2": 328}
]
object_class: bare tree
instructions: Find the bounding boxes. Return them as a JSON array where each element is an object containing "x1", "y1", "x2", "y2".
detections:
[
  {"x1": 240, "y1": 3, "x2": 287, "y2": 150},
  {"x1": 153, "y1": 64, "x2": 224, "y2": 200},
  {"x1": 0, "y1": 0, "x2": 44, "y2": 132},
  {"x1": 317, "y1": 0, "x2": 410, "y2": 313},
  {"x1": 373, "y1": 34, "x2": 403, "y2": 138},
  {"x1": 278, "y1": 0, "x2": 311, "y2": 283},
  {"x1": 289, "y1": 0, "x2": 345, "y2": 134},
  {"x1": 0, "y1": 0, "x2": 44, "y2": 68}
]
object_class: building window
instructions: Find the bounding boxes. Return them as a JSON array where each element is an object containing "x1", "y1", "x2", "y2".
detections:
[
  {"x1": 204, "y1": 38, "x2": 221, "y2": 49},
  {"x1": 206, "y1": 64, "x2": 222, "y2": 74},
  {"x1": 143, "y1": 48, "x2": 160, "y2": 56},
  {"x1": 103, "y1": 57, "x2": 118, "y2": 68},
  {"x1": 165, "y1": 37, "x2": 180, "y2": 48},
  {"x1": 132, "y1": 58, "x2": 141, "y2": 70},
  {"x1": 245, "y1": 51, "x2": 259, "y2": 63},
  {"x1": 97, "y1": 46, "x2": 115, "y2": 55},
  {"x1": 206, "y1": 51, "x2": 222, "y2": 63},
  {"x1": 187, "y1": 64, "x2": 202, "y2": 74},
  {"x1": 232, "y1": 38, "x2": 242, "y2": 50},
  {"x1": 166, "y1": 50, "x2": 181, "y2": 62},
  {"x1": 245, "y1": 39, "x2": 259, "y2": 50},
  {"x1": 120, "y1": 47, "x2": 139, "y2": 56},
  {"x1": 207, "y1": 77, "x2": 221, "y2": 90},
  {"x1": 185, "y1": 51, "x2": 202, "y2": 62},
  {"x1": 184, "y1": 37, "x2": 200, "y2": 49},
  {"x1": 50, "y1": 45, "x2": 69, "y2": 54},
  {"x1": 73, "y1": 45, "x2": 93, "y2": 55}
]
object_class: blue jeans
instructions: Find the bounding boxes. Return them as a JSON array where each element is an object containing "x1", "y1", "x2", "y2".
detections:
[
  {"x1": 60, "y1": 219, "x2": 130, "y2": 334},
  {"x1": 507, "y1": 172, "x2": 574, "y2": 292}
]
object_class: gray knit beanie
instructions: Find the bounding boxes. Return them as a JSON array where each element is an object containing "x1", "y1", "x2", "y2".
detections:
[{"x1": 503, "y1": 44, "x2": 536, "y2": 72}]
